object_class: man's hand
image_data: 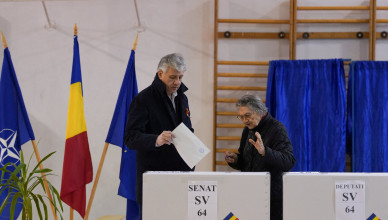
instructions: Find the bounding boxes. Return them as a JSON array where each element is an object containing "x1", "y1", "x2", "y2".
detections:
[
  {"x1": 156, "y1": 131, "x2": 176, "y2": 146},
  {"x1": 225, "y1": 151, "x2": 238, "y2": 163},
  {"x1": 249, "y1": 131, "x2": 265, "y2": 156}
]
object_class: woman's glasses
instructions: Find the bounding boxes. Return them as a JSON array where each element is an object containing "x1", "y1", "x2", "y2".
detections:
[{"x1": 236, "y1": 112, "x2": 254, "y2": 121}]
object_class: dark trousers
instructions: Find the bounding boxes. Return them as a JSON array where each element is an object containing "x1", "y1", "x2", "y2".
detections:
[{"x1": 270, "y1": 200, "x2": 282, "y2": 220}]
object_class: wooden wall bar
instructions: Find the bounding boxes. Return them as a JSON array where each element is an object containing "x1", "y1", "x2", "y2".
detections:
[{"x1": 213, "y1": 0, "x2": 383, "y2": 171}]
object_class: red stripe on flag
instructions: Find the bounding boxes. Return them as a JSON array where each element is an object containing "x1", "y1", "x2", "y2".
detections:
[{"x1": 60, "y1": 131, "x2": 93, "y2": 217}]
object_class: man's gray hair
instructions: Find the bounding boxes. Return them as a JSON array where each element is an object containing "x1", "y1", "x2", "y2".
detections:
[
  {"x1": 157, "y1": 53, "x2": 187, "y2": 73},
  {"x1": 236, "y1": 94, "x2": 268, "y2": 115}
]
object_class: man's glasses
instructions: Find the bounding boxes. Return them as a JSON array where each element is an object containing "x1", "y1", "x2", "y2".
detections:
[{"x1": 236, "y1": 112, "x2": 254, "y2": 121}]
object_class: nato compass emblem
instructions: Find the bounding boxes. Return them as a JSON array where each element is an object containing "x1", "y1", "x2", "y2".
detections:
[{"x1": 0, "y1": 129, "x2": 20, "y2": 166}]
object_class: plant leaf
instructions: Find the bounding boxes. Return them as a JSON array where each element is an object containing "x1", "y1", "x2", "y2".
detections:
[
  {"x1": 1, "y1": 151, "x2": 63, "y2": 219},
  {"x1": 22, "y1": 207, "x2": 26, "y2": 220},
  {"x1": 28, "y1": 152, "x2": 56, "y2": 182},
  {"x1": 10, "y1": 193, "x2": 20, "y2": 220},
  {"x1": 37, "y1": 195, "x2": 48, "y2": 220},
  {"x1": 26, "y1": 196, "x2": 33, "y2": 220},
  {"x1": 20, "y1": 150, "x2": 27, "y2": 180},
  {"x1": 49, "y1": 183, "x2": 63, "y2": 211},
  {"x1": 27, "y1": 177, "x2": 41, "y2": 193},
  {"x1": 8, "y1": 163, "x2": 24, "y2": 185},
  {"x1": 0, "y1": 193, "x2": 11, "y2": 216},
  {"x1": 31, "y1": 194, "x2": 43, "y2": 220},
  {"x1": 26, "y1": 149, "x2": 35, "y2": 176},
  {"x1": 28, "y1": 177, "x2": 45, "y2": 194},
  {"x1": 33, "y1": 168, "x2": 52, "y2": 174}
]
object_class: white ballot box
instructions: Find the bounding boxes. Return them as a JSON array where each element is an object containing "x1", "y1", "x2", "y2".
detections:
[
  {"x1": 283, "y1": 173, "x2": 388, "y2": 220},
  {"x1": 143, "y1": 172, "x2": 270, "y2": 220}
]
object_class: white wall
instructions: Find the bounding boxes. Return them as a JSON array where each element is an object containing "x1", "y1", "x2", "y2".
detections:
[
  {"x1": 0, "y1": 0, "x2": 214, "y2": 219},
  {"x1": 2, "y1": 0, "x2": 388, "y2": 219}
]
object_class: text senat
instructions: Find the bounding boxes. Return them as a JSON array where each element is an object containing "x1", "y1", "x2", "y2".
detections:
[{"x1": 188, "y1": 184, "x2": 217, "y2": 192}]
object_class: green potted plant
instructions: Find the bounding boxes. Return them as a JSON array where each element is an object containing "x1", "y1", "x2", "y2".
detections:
[{"x1": 0, "y1": 150, "x2": 63, "y2": 219}]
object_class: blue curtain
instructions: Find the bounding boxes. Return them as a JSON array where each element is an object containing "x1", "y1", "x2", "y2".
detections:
[
  {"x1": 267, "y1": 59, "x2": 346, "y2": 171},
  {"x1": 347, "y1": 61, "x2": 388, "y2": 172}
]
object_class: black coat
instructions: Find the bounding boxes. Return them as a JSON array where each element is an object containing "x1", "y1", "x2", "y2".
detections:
[
  {"x1": 228, "y1": 113, "x2": 295, "y2": 220},
  {"x1": 124, "y1": 73, "x2": 194, "y2": 204}
]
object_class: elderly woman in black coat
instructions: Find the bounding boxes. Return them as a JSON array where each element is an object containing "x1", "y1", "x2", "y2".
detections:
[{"x1": 225, "y1": 94, "x2": 296, "y2": 220}]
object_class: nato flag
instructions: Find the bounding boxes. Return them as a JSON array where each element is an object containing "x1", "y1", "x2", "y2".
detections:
[{"x1": 0, "y1": 47, "x2": 35, "y2": 219}]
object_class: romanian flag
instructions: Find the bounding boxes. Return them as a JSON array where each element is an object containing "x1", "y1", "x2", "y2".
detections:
[
  {"x1": 60, "y1": 31, "x2": 93, "y2": 218},
  {"x1": 367, "y1": 213, "x2": 380, "y2": 220},
  {"x1": 223, "y1": 212, "x2": 239, "y2": 220}
]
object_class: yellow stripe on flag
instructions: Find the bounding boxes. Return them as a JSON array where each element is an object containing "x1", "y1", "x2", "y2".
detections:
[
  {"x1": 230, "y1": 216, "x2": 238, "y2": 220},
  {"x1": 66, "y1": 82, "x2": 87, "y2": 139}
]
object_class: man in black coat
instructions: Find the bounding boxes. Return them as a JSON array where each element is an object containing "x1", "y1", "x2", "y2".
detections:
[{"x1": 124, "y1": 53, "x2": 194, "y2": 217}]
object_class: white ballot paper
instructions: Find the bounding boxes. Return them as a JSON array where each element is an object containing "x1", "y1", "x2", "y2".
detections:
[{"x1": 172, "y1": 123, "x2": 210, "y2": 169}]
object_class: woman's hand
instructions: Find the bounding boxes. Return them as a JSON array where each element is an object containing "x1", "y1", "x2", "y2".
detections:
[
  {"x1": 225, "y1": 151, "x2": 237, "y2": 163},
  {"x1": 249, "y1": 131, "x2": 266, "y2": 156}
]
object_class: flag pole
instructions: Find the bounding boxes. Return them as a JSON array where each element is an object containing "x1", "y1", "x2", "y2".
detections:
[
  {"x1": 84, "y1": 34, "x2": 139, "y2": 220},
  {"x1": 132, "y1": 33, "x2": 138, "y2": 50},
  {"x1": 69, "y1": 23, "x2": 77, "y2": 220},
  {"x1": 74, "y1": 23, "x2": 77, "y2": 36},
  {"x1": 1, "y1": 31, "x2": 7, "y2": 49},
  {"x1": 70, "y1": 208, "x2": 74, "y2": 220},
  {"x1": 83, "y1": 142, "x2": 109, "y2": 220},
  {"x1": 31, "y1": 140, "x2": 59, "y2": 220}
]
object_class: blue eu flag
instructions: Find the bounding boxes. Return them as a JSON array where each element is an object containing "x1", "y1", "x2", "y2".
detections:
[
  {"x1": 105, "y1": 49, "x2": 139, "y2": 220},
  {"x1": 0, "y1": 47, "x2": 35, "y2": 219}
]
